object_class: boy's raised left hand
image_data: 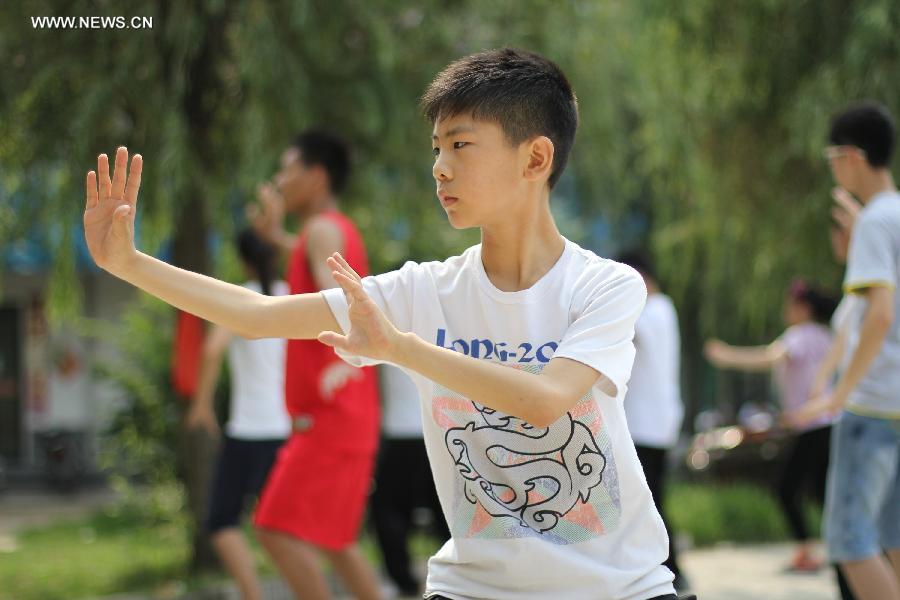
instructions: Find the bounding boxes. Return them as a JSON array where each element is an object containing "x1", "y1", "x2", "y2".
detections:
[{"x1": 84, "y1": 147, "x2": 142, "y2": 275}]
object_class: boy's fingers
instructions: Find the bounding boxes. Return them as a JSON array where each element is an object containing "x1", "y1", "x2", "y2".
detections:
[
  {"x1": 326, "y1": 256, "x2": 355, "y2": 281},
  {"x1": 832, "y1": 187, "x2": 861, "y2": 214},
  {"x1": 124, "y1": 154, "x2": 142, "y2": 206},
  {"x1": 98, "y1": 154, "x2": 111, "y2": 203},
  {"x1": 111, "y1": 147, "x2": 128, "y2": 200},
  {"x1": 317, "y1": 331, "x2": 347, "y2": 351},
  {"x1": 333, "y1": 253, "x2": 362, "y2": 282},
  {"x1": 86, "y1": 171, "x2": 98, "y2": 209},
  {"x1": 333, "y1": 271, "x2": 367, "y2": 302}
]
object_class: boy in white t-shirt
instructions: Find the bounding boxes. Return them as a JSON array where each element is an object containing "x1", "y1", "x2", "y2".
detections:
[
  {"x1": 617, "y1": 252, "x2": 686, "y2": 590},
  {"x1": 82, "y1": 48, "x2": 676, "y2": 600},
  {"x1": 800, "y1": 102, "x2": 900, "y2": 600}
]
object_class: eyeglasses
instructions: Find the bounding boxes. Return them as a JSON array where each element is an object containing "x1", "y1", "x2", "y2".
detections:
[{"x1": 822, "y1": 145, "x2": 865, "y2": 161}]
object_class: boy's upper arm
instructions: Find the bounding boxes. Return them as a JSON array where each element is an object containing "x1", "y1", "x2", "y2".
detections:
[{"x1": 306, "y1": 216, "x2": 345, "y2": 291}]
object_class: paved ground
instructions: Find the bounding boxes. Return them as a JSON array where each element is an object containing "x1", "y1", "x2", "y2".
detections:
[
  {"x1": 681, "y1": 543, "x2": 840, "y2": 600},
  {"x1": 1, "y1": 487, "x2": 847, "y2": 599}
]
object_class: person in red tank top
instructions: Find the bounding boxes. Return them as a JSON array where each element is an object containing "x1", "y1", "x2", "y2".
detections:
[{"x1": 248, "y1": 130, "x2": 382, "y2": 600}]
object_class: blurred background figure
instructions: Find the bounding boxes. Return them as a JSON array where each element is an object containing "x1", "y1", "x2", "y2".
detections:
[
  {"x1": 809, "y1": 194, "x2": 862, "y2": 414},
  {"x1": 617, "y1": 251, "x2": 688, "y2": 592},
  {"x1": 248, "y1": 130, "x2": 383, "y2": 600},
  {"x1": 804, "y1": 197, "x2": 862, "y2": 600},
  {"x1": 371, "y1": 363, "x2": 449, "y2": 598},
  {"x1": 186, "y1": 229, "x2": 290, "y2": 600},
  {"x1": 705, "y1": 280, "x2": 838, "y2": 573}
]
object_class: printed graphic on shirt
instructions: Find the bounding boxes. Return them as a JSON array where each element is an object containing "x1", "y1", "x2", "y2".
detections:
[{"x1": 432, "y1": 363, "x2": 621, "y2": 544}]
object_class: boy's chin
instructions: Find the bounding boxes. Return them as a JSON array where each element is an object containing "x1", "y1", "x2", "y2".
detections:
[{"x1": 446, "y1": 213, "x2": 473, "y2": 230}]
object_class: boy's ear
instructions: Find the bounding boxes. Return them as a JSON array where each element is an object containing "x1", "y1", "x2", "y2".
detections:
[
  {"x1": 310, "y1": 164, "x2": 329, "y2": 194},
  {"x1": 523, "y1": 136, "x2": 555, "y2": 183}
]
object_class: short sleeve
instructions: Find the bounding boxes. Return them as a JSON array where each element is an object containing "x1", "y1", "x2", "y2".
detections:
[
  {"x1": 844, "y1": 211, "x2": 898, "y2": 294},
  {"x1": 552, "y1": 264, "x2": 647, "y2": 397},
  {"x1": 321, "y1": 261, "x2": 421, "y2": 367},
  {"x1": 779, "y1": 326, "x2": 806, "y2": 362}
]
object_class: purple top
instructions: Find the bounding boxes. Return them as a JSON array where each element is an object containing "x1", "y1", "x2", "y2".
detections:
[{"x1": 776, "y1": 322, "x2": 834, "y2": 431}]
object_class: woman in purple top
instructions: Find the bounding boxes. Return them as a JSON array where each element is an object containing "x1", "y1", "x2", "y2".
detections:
[{"x1": 705, "y1": 279, "x2": 838, "y2": 572}]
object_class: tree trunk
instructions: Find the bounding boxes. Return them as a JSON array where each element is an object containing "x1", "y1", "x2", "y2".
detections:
[{"x1": 170, "y1": 187, "x2": 220, "y2": 572}]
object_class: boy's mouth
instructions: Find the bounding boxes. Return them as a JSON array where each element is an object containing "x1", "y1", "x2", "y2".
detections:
[{"x1": 438, "y1": 191, "x2": 458, "y2": 208}]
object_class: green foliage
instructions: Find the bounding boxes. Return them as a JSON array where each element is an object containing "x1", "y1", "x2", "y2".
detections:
[
  {"x1": 4, "y1": 0, "x2": 900, "y2": 467},
  {"x1": 90, "y1": 296, "x2": 183, "y2": 487},
  {"x1": 668, "y1": 482, "x2": 821, "y2": 547},
  {"x1": 8, "y1": 1, "x2": 897, "y2": 326},
  {"x1": 0, "y1": 491, "x2": 189, "y2": 600}
]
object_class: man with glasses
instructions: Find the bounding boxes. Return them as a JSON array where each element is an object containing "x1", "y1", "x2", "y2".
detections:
[{"x1": 803, "y1": 102, "x2": 900, "y2": 600}]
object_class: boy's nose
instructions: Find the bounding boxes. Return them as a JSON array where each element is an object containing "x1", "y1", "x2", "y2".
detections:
[{"x1": 432, "y1": 157, "x2": 452, "y2": 181}]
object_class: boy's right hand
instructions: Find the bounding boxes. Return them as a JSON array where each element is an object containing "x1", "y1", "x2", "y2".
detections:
[
  {"x1": 247, "y1": 182, "x2": 285, "y2": 245},
  {"x1": 185, "y1": 402, "x2": 220, "y2": 439},
  {"x1": 84, "y1": 147, "x2": 142, "y2": 274},
  {"x1": 831, "y1": 187, "x2": 861, "y2": 232},
  {"x1": 703, "y1": 339, "x2": 726, "y2": 365}
]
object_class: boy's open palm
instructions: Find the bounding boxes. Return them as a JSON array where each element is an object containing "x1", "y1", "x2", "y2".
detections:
[
  {"x1": 84, "y1": 147, "x2": 141, "y2": 273},
  {"x1": 317, "y1": 253, "x2": 400, "y2": 362}
]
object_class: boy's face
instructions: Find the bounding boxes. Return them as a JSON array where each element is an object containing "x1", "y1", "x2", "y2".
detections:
[
  {"x1": 275, "y1": 147, "x2": 320, "y2": 213},
  {"x1": 431, "y1": 114, "x2": 531, "y2": 229},
  {"x1": 825, "y1": 145, "x2": 865, "y2": 195}
]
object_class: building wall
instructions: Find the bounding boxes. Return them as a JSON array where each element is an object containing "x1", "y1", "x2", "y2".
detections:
[{"x1": 0, "y1": 270, "x2": 136, "y2": 477}]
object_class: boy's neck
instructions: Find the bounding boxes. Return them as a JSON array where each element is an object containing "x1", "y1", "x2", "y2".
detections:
[
  {"x1": 295, "y1": 194, "x2": 339, "y2": 223},
  {"x1": 855, "y1": 169, "x2": 896, "y2": 204},
  {"x1": 480, "y1": 192, "x2": 565, "y2": 292}
]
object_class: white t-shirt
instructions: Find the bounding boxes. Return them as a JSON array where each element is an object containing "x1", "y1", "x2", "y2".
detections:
[
  {"x1": 624, "y1": 294, "x2": 683, "y2": 449},
  {"x1": 225, "y1": 280, "x2": 291, "y2": 440},
  {"x1": 322, "y1": 239, "x2": 674, "y2": 600},
  {"x1": 843, "y1": 190, "x2": 900, "y2": 417},
  {"x1": 380, "y1": 364, "x2": 425, "y2": 439}
]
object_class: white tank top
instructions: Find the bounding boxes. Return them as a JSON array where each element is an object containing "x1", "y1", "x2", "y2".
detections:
[
  {"x1": 379, "y1": 364, "x2": 424, "y2": 438},
  {"x1": 225, "y1": 280, "x2": 291, "y2": 439}
]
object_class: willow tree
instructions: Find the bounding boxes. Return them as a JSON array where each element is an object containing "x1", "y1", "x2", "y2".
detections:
[{"x1": 0, "y1": 0, "x2": 491, "y2": 571}]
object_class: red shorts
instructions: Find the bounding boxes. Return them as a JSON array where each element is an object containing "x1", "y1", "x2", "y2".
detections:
[{"x1": 253, "y1": 433, "x2": 376, "y2": 550}]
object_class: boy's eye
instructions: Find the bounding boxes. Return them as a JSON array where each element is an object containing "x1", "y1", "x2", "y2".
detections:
[
  {"x1": 453, "y1": 141, "x2": 468, "y2": 149},
  {"x1": 432, "y1": 147, "x2": 440, "y2": 158}
]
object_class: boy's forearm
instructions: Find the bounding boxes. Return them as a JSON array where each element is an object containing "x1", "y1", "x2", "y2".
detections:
[
  {"x1": 392, "y1": 332, "x2": 581, "y2": 428},
  {"x1": 811, "y1": 333, "x2": 845, "y2": 396},
  {"x1": 113, "y1": 251, "x2": 273, "y2": 337},
  {"x1": 112, "y1": 251, "x2": 335, "y2": 339},
  {"x1": 192, "y1": 352, "x2": 224, "y2": 409},
  {"x1": 832, "y1": 311, "x2": 891, "y2": 406},
  {"x1": 714, "y1": 344, "x2": 781, "y2": 372}
]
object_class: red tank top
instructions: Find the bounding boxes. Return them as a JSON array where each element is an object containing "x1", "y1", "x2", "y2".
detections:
[{"x1": 284, "y1": 210, "x2": 379, "y2": 452}]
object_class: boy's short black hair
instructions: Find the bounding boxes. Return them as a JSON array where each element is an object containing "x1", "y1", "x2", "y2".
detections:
[
  {"x1": 292, "y1": 129, "x2": 351, "y2": 195},
  {"x1": 421, "y1": 48, "x2": 578, "y2": 188},
  {"x1": 828, "y1": 102, "x2": 896, "y2": 168}
]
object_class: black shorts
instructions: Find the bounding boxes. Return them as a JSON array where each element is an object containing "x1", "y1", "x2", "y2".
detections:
[{"x1": 206, "y1": 435, "x2": 284, "y2": 533}]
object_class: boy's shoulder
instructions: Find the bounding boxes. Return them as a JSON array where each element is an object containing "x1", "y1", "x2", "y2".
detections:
[
  {"x1": 566, "y1": 242, "x2": 647, "y2": 301},
  {"x1": 383, "y1": 240, "x2": 645, "y2": 308},
  {"x1": 861, "y1": 191, "x2": 900, "y2": 226}
]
